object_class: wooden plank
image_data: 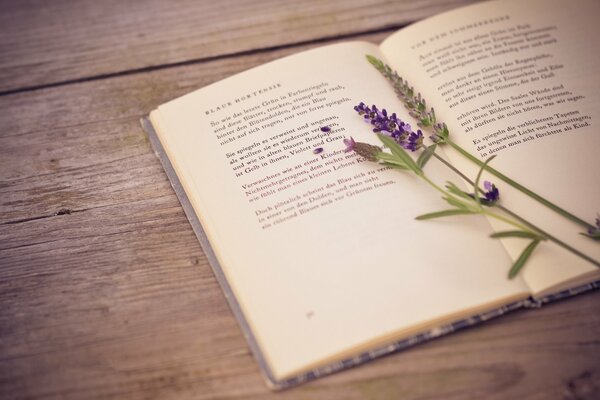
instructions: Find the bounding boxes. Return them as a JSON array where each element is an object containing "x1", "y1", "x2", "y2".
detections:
[
  {"x1": 0, "y1": 32, "x2": 386, "y2": 214},
  {"x1": 1, "y1": 33, "x2": 599, "y2": 399},
  {"x1": 0, "y1": 0, "x2": 480, "y2": 93}
]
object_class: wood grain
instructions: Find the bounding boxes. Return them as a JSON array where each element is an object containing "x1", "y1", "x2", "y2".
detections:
[
  {"x1": 0, "y1": 0, "x2": 480, "y2": 94},
  {"x1": 1, "y1": 2, "x2": 599, "y2": 399}
]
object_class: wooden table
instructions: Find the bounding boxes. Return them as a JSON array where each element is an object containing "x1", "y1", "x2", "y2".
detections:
[{"x1": 1, "y1": 1, "x2": 599, "y2": 398}]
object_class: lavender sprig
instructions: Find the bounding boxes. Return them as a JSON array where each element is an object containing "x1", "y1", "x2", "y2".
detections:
[
  {"x1": 365, "y1": 55, "x2": 597, "y2": 236},
  {"x1": 345, "y1": 135, "x2": 600, "y2": 278}
]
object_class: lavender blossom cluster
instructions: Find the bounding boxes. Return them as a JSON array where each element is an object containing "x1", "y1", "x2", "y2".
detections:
[{"x1": 353, "y1": 102, "x2": 423, "y2": 151}]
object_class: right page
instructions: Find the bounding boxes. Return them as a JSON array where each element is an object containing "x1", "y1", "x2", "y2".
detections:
[{"x1": 380, "y1": 0, "x2": 600, "y2": 295}]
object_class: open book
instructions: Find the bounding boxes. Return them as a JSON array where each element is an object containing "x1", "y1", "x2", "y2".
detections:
[{"x1": 142, "y1": 0, "x2": 600, "y2": 389}]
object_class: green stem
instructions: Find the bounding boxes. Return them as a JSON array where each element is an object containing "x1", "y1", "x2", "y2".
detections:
[
  {"x1": 431, "y1": 152, "x2": 472, "y2": 184},
  {"x1": 418, "y1": 171, "x2": 480, "y2": 215},
  {"x1": 497, "y1": 205, "x2": 600, "y2": 268},
  {"x1": 445, "y1": 138, "x2": 594, "y2": 230},
  {"x1": 419, "y1": 173, "x2": 448, "y2": 197},
  {"x1": 429, "y1": 151, "x2": 600, "y2": 268},
  {"x1": 482, "y1": 210, "x2": 534, "y2": 234}
]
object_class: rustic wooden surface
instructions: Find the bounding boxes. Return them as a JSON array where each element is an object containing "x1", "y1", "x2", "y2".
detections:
[{"x1": 1, "y1": 0, "x2": 599, "y2": 399}]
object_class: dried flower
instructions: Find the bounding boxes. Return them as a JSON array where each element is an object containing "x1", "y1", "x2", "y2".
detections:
[
  {"x1": 320, "y1": 126, "x2": 331, "y2": 132},
  {"x1": 353, "y1": 102, "x2": 422, "y2": 152},
  {"x1": 313, "y1": 147, "x2": 324, "y2": 154},
  {"x1": 344, "y1": 137, "x2": 380, "y2": 161},
  {"x1": 430, "y1": 123, "x2": 449, "y2": 144},
  {"x1": 404, "y1": 130, "x2": 424, "y2": 152},
  {"x1": 343, "y1": 137, "x2": 356, "y2": 153},
  {"x1": 365, "y1": 55, "x2": 435, "y2": 128},
  {"x1": 482, "y1": 180, "x2": 500, "y2": 204},
  {"x1": 586, "y1": 214, "x2": 600, "y2": 237}
]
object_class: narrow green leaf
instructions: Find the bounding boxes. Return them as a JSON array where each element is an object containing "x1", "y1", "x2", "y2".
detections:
[
  {"x1": 491, "y1": 231, "x2": 545, "y2": 240},
  {"x1": 443, "y1": 195, "x2": 472, "y2": 210},
  {"x1": 445, "y1": 182, "x2": 473, "y2": 200},
  {"x1": 417, "y1": 144, "x2": 437, "y2": 168},
  {"x1": 377, "y1": 152, "x2": 407, "y2": 167},
  {"x1": 416, "y1": 209, "x2": 475, "y2": 220},
  {"x1": 580, "y1": 231, "x2": 600, "y2": 240},
  {"x1": 508, "y1": 240, "x2": 540, "y2": 279},
  {"x1": 381, "y1": 162, "x2": 409, "y2": 170},
  {"x1": 377, "y1": 134, "x2": 421, "y2": 174}
]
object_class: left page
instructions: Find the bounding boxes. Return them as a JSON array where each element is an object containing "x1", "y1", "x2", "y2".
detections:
[{"x1": 150, "y1": 42, "x2": 529, "y2": 381}]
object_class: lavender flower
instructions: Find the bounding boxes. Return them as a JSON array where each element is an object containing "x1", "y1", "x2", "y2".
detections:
[
  {"x1": 320, "y1": 126, "x2": 331, "y2": 132},
  {"x1": 483, "y1": 180, "x2": 500, "y2": 204},
  {"x1": 313, "y1": 147, "x2": 324, "y2": 154},
  {"x1": 343, "y1": 137, "x2": 356, "y2": 153},
  {"x1": 366, "y1": 55, "x2": 436, "y2": 128},
  {"x1": 343, "y1": 136, "x2": 380, "y2": 161},
  {"x1": 587, "y1": 215, "x2": 600, "y2": 236},
  {"x1": 353, "y1": 102, "x2": 423, "y2": 152},
  {"x1": 404, "y1": 130, "x2": 424, "y2": 152},
  {"x1": 430, "y1": 123, "x2": 449, "y2": 144}
]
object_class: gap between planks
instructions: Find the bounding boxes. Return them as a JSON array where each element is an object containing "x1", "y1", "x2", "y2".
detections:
[{"x1": 0, "y1": 24, "x2": 404, "y2": 97}]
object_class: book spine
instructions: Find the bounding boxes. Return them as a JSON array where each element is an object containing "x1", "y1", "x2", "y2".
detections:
[{"x1": 524, "y1": 280, "x2": 600, "y2": 309}]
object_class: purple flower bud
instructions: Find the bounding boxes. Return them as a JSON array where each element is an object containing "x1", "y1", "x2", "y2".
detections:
[
  {"x1": 483, "y1": 180, "x2": 500, "y2": 203},
  {"x1": 343, "y1": 137, "x2": 356, "y2": 153},
  {"x1": 430, "y1": 123, "x2": 449, "y2": 143},
  {"x1": 343, "y1": 137, "x2": 380, "y2": 161},
  {"x1": 320, "y1": 126, "x2": 331, "y2": 132},
  {"x1": 403, "y1": 130, "x2": 424, "y2": 152},
  {"x1": 587, "y1": 214, "x2": 600, "y2": 235},
  {"x1": 313, "y1": 147, "x2": 324, "y2": 154}
]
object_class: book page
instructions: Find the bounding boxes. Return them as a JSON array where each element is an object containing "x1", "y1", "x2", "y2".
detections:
[
  {"x1": 380, "y1": 0, "x2": 600, "y2": 295},
  {"x1": 151, "y1": 41, "x2": 529, "y2": 380}
]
